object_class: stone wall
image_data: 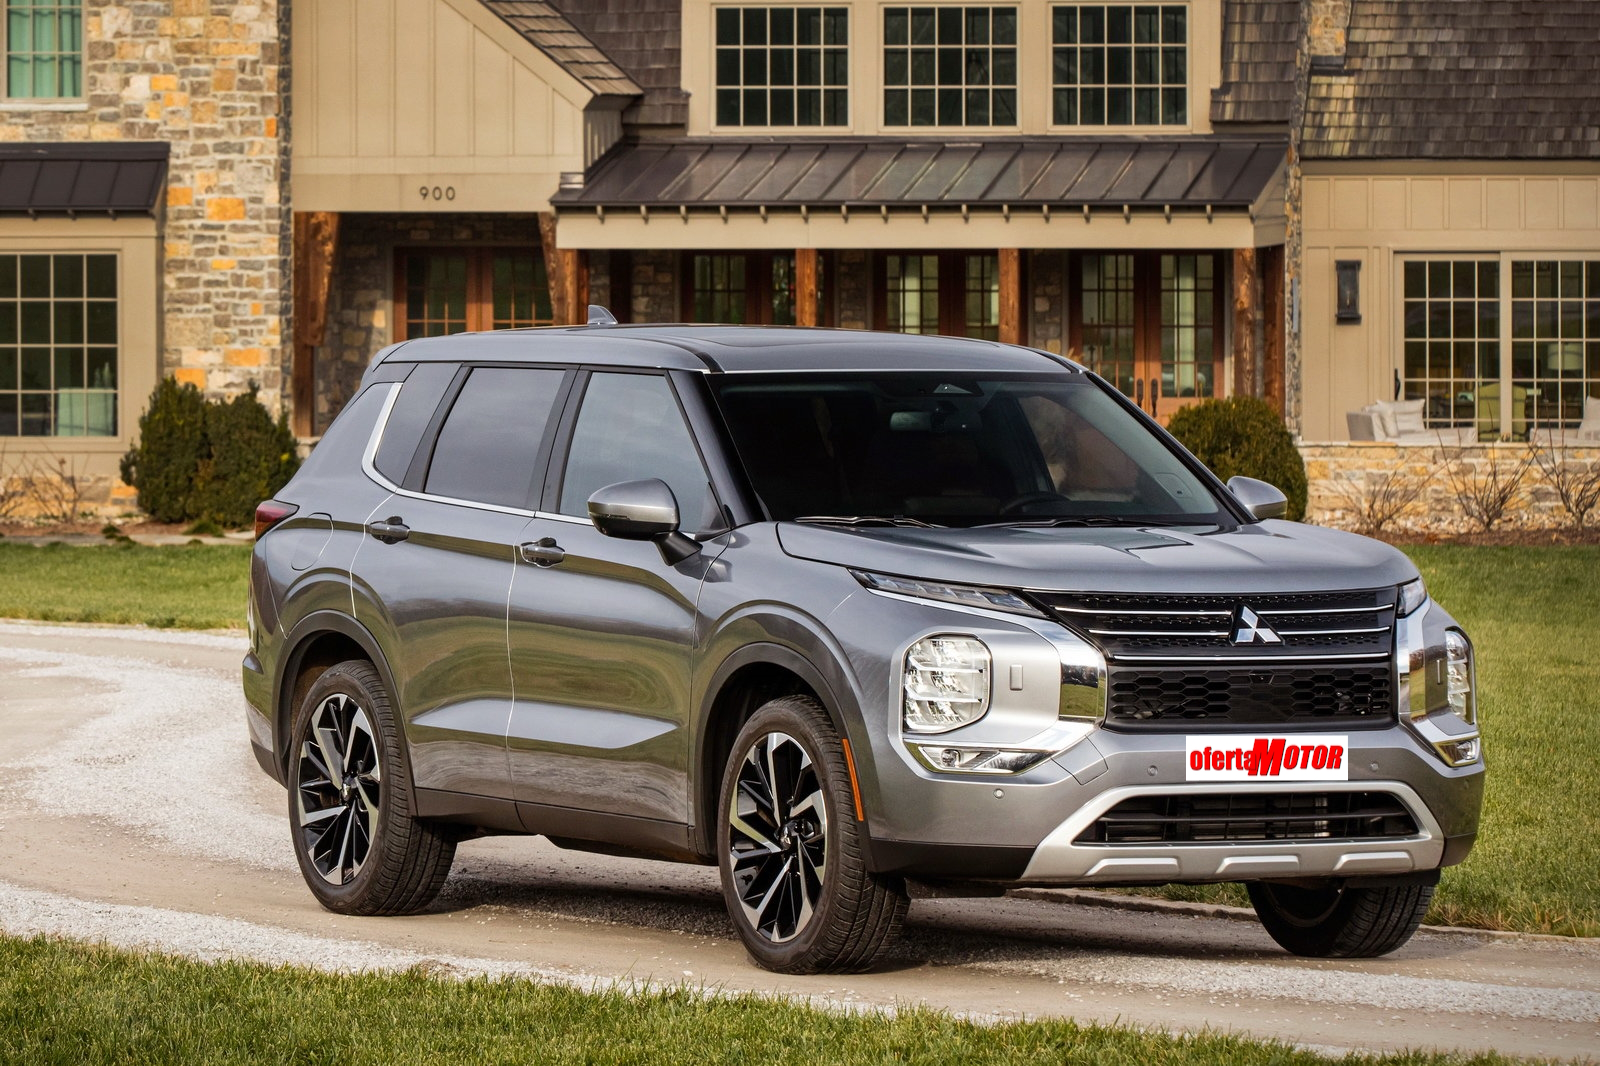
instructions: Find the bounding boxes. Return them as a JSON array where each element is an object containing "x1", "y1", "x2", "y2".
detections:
[
  {"x1": 629, "y1": 249, "x2": 676, "y2": 322},
  {"x1": 1302, "y1": 441, "x2": 1600, "y2": 533},
  {"x1": 1028, "y1": 250, "x2": 1066, "y2": 355},
  {"x1": 315, "y1": 213, "x2": 542, "y2": 431},
  {"x1": 0, "y1": 0, "x2": 288, "y2": 409}
]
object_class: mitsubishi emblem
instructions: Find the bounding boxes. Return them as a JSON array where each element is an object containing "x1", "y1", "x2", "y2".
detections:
[{"x1": 1232, "y1": 605, "x2": 1283, "y2": 645}]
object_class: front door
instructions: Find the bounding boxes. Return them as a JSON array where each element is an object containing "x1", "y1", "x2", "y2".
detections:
[
  {"x1": 506, "y1": 370, "x2": 725, "y2": 825},
  {"x1": 1073, "y1": 252, "x2": 1223, "y2": 422}
]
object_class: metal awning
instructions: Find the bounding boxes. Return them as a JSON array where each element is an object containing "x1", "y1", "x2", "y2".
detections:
[
  {"x1": 0, "y1": 142, "x2": 169, "y2": 216},
  {"x1": 554, "y1": 137, "x2": 1286, "y2": 210}
]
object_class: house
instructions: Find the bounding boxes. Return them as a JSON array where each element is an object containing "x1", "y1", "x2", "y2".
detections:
[{"x1": 0, "y1": 0, "x2": 1593, "y2": 497}]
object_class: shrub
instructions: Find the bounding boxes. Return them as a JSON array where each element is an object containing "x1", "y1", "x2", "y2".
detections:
[
  {"x1": 120, "y1": 377, "x2": 208, "y2": 522},
  {"x1": 1165, "y1": 397, "x2": 1308, "y2": 521},
  {"x1": 120, "y1": 378, "x2": 300, "y2": 528},
  {"x1": 193, "y1": 384, "x2": 300, "y2": 528}
]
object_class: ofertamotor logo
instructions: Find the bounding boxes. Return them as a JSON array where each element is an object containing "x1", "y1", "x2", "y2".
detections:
[{"x1": 1185, "y1": 735, "x2": 1350, "y2": 781}]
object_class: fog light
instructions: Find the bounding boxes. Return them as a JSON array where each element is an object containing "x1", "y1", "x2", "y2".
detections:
[
  {"x1": 911, "y1": 745, "x2": 1048, "y2": 775},
  {"x1": 1445, "y1": 629, "x2": 1475, "y2": 725},
  {"x1": 1434, "y1": 735, "x2": 1481, "y2": 767},
  {"x1": 903, "y1": 635, "x2": 991, "y2": 733}
]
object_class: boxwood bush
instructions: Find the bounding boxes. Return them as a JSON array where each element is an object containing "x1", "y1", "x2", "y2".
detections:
[
  {"x1": 1165, "y1": 397, "x2": 1308, "y2": 521},
  {"x1": 121, "y1": 379, "x2": 300, "y2": 528}
]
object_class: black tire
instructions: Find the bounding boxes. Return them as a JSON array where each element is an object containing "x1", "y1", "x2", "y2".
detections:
[
  {"x1": 1248, "y1": 877, "x2": 1435, "y2": 957},
  {"x1": 287, "y1": 660, "x2": 455, "y2": 916},
  {"x1": 716, "y1": 696, "x2": 908, "y2": 974}
]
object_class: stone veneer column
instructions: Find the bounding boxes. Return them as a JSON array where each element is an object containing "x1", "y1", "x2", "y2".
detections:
[{"x1": 0, "y1": 0, "x2": 289, "y2": 412}]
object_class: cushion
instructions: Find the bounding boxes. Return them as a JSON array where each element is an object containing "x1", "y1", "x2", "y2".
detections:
[
  {"x1": 1391, "y1": 399, "x2": 1427, "y2": 436},
  {"x1": 1367, "y1": 401, "x2": 1400, "y2": 439}
]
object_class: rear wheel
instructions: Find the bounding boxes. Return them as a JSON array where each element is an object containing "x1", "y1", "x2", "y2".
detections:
[
  {"x1": 1248, "y1": 876, "x2": 1435, "y2": 957},
  {"x1": 716, "y1": 696, "x2": 907, "y2": 973},
  {"x1": 288, "y1": 660, "x2": 455, "y2": 915}
]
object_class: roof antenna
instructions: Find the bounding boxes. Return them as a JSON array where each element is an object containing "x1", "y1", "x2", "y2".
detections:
[{"x1": 587, "y1": 305, "x2": 618, "y2": 326}]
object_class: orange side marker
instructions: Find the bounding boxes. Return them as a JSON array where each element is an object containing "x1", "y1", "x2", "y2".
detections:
[{"x1": 840, "y1": 737, "x2": 866, "y2": 822}]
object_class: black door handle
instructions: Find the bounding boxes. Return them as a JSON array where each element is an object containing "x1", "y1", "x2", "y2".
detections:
[
  {"x1": 368, "y1": 517, "x2": 409, "y2": 543},
  {"x1": 519, "y1": 537, "x2": 565, "y2": 567}
]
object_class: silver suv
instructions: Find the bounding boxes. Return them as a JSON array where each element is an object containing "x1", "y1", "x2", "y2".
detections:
[{"x1": 243, "y1": 322, "x2": 1482, "y2": 973}]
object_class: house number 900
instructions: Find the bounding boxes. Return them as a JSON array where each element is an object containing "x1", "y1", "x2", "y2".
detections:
[{"x1": 419, "y1": 185, "x2": 457, "y2": 201}]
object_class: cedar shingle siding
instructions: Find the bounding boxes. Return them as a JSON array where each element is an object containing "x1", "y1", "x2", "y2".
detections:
[
  {"x1": 479, "y1": 1, "x2": 642, "y2": 97},
  {"x1": 1303, "y1": 0, "x2": 1600, "y2": 159},
  {"x1": 1212, "y1": 0, "x2": 1301, "y2": 126},
  {"x1": 557, "y1": 1, "x2": 689, "y2": 126}
]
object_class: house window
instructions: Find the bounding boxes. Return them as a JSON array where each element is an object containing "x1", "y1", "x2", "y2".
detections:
[
  {"x1": 1510, "y1": 260, "x2": 1600, "y2": 436},
  {"x1": 715, "y1": 6, "x2": 848, "y2": 126},
  {"x1": 880, "y1": 252, "x2": 998, "y2": 337},
  {"x1": 0, "y1": 253, "x2": 116, "y2": 436},
  {"x1": 395, "y1": 249, "x2": 551, "y2": 339},
  {"x1": 1401, "y1": 259, "x2": 1501, "y2": 438},
  {"x1": 5, "y1": 0, "x2": 83, "y2": 98},
  {"x1": 1051, "y1": 4, "x2": 1186, "y2": 126},
  {"x1": 685, "y1": 252, "x2": 820, "y2": 325},
  {"x1": 883, "y1": 6, "x2": 1017, "y2": 127}
]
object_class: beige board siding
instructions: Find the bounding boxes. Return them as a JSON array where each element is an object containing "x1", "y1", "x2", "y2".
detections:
[
  {"x1": 1300, "y1": 165, "x2": 1600, "y2": 442},
  {"x1": 681, "y1": 0, "x2": 1222, "y2": 137},
  {"x1": 1302, "y1": 441, "x2": 1600, "y2": 534},
  {"x1": 292, "y1": 0, "x2": 607, "y2": 213}
]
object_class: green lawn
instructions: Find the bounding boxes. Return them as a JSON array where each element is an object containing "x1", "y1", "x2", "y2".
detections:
[
  {"x1": 0, "y1": 541, "x2": 1594, "y2": 936},
  {"x1": 0, "y1": 935, "x2": 1527, "y2": 1066},
  {"x1": 0, "y1": 541, "x2": 250, "y2": 630}
]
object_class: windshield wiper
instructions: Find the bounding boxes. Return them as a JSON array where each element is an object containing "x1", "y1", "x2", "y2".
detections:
[
  {"x1": 974, "y1": 515, "x2": 1150, "y2": 529},
  {"x1": 792, "y1": 515, "x2": 943, "y2": 528}
]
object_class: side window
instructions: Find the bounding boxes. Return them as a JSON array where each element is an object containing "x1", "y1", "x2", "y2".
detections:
[
  {"x1": 557, "y1": 373, "x2": 715, "y2": 530},
  {"x1": 372, "y1": 362, "x2": 457, "y2": 483},
  {"x1": 423, "y1": 367, "x2": 565, "y2": 507}
]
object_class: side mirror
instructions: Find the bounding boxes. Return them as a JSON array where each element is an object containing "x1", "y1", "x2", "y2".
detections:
[
  {"x1": 1226, "y1": 475, "x2": 1289, "y2": 521},
  {"x1": 587, "y1": 478, "x2": 701, "y2": 564}
]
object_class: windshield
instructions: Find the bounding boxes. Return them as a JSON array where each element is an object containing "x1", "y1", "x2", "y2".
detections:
[{"x1": 709, "y1": 373, "x2": 1227, "y2": 528}]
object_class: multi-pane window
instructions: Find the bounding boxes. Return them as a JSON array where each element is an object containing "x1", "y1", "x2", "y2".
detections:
[
  {"x1": 0, "y1": 253, "x2": 117, "y2": 437},
  {"x1": 1401, "y1": 260, "x2": 1501, "y2": 438},
  {"x1": 1159, "y1": 254, "x2": 1215, "y2": 398},
  {"x1": 1511, "y1": 260, "x2": 1600, "y2": 435},
  {"x1": 883, "y1": 6, "x2": 1017, "y2": 127},
  {"x1": 963, "y1": 254, "x2": 999, "y2": 340},
  {"x1": 1079, "y1": 254, "x2": 1135, "y2": 395},
  {"x1": 886, "y1": 255, "x2": 940, "y2": 333},
  {"x1": 5, "y1": 0, "x2": 82, "y2": 97},
  {"x1": 398, "y1": 249, "x2": 551, "y2": 340},
  {"x1": 688, "y1": 253, "x2": 810, "y2": 324},
  {"x1": 1052, "y1": 4, "x2": 1187, "y2": 126},
  {"x1": 715, "y1": 6, "x2": 848, "y2": 127}
]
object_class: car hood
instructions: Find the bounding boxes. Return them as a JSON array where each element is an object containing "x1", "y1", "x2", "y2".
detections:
[{"x1": 775, "y1": 521, "x2": 1418, "y2": 595}]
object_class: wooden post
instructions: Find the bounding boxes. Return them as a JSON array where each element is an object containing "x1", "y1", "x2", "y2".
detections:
[
  {"x1": 291, "y1": 211, "x2": 339, "y2": 437},
  {"x1": 999, "y1": 248, "x2": 1022, "y2": 344},
  {"x1": 537, "y1": 212, "x2": 566, "y2": 324},
  {"x1": 1261, "y1": 245, "x2": 1286, "y2": 416},
  {"x1": 1232, "y1": 247, "x2": 1258, "y2": 399},
  {"x1": 795, "y1": 248, "x2": 819, "y2": 326}
]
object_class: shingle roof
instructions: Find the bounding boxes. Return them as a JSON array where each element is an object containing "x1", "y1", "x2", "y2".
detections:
[
  {"x1": 555, "y1": 1, "x2": 689, "y2": 127},
  {"x1": 554, "y1": 138, "x2": 1286, "y2": 209},
  {"x1": 1303, "y1": 0, "x2": 1600, "y2": 159},
  {"x1": 480, "y1": 0, "x2": 641, "y2": 98},
  {"x1": 1212, "y1": 0, "x2": 1301, "y2": 126},
  {"x1": 0, "y1": 142, "x2": 169, "y2": 215}
]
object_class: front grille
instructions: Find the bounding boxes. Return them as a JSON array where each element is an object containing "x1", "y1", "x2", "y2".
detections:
[
  {"x1": 1075, "y1": 792, "x2": 1419, "y2": 845},
  {"x1": 1105, "y1": 664, "x2": 1394, "y2": 729},
  {"x1": 1030, "y1": 589, "x2": 1397, "y2": 661}
]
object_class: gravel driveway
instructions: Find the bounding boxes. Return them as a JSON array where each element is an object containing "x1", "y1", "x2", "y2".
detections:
[{"x1": 1, "y1": 619, "x2": 1596, "y2": 1059}]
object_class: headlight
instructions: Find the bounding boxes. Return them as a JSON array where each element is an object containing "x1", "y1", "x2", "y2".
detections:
[
  {"x1": 1398, "y1": 579, "x2": 1427, "y2": 617},
  {"x1": 1445, "y1": 629, "x2": 1475, "y2": 726},
  {"x1": 854, "y1": 570, "x2": 1042, "y2": 617},
  {"x1": 903, "y1": 635, "x2": 991, "y2": 733}
]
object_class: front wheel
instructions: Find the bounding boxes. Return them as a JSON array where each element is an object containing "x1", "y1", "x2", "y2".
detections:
[
  {"x1": 288, "y1": 660, "x2": 456, "y2": 916},
  {"x1": 716, "y1": 696, "x2": 908, "y2": 973},
  {"x1": 1248, "y1": 876, "x2": 1435, "y2": 957}
]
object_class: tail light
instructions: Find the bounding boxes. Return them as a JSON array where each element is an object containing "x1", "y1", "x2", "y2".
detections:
[{"x1": 254, "y1": 500, "x2": 298, "y2": 538}]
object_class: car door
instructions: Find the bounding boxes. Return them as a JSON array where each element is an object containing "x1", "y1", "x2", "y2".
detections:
[
  {"x1": 352, "y1": 362, "x2": 570, "y2": 800},
  {"x1": 506, "y1": 369, "x2": 726, "y2": 825}
]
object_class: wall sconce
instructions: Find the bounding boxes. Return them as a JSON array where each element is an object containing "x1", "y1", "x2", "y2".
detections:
[{"x1": 1335, "y1": 260, "x2": 1361, "y2": 323}]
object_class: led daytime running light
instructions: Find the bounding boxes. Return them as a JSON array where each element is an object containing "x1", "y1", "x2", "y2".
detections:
[{"x1": 854, "y1": 571, "x2": 1041, "y2": 617}]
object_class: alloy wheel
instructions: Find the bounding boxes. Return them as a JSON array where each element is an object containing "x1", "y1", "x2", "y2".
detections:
[
  {"x1": 726, "y1": 731, "x2": 828, "y2": 943},
  {"x1": 294, "y1": 692, "x2": 382, "y2": 885}
]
